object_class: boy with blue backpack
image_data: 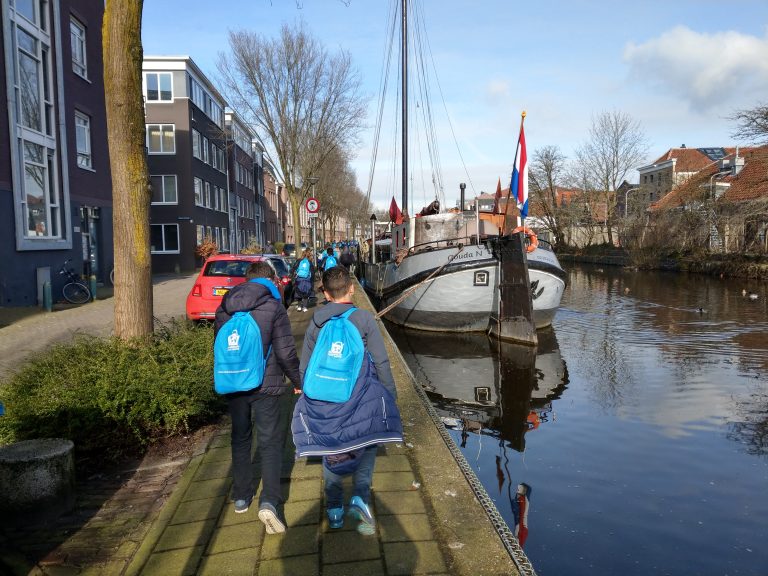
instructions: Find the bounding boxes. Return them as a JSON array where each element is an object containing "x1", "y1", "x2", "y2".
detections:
[
  {"x1": 292, "y1": 266, "x2": 403, "y2": 535},
  {"x1": 291, "y1": 248, "x2": 315, "y2": 312},
  {"x1": 214, "y1": 261, "x2": 301, "y2": 533},
  {"x1": 322, "y1": 247, "x2": 337, "y2": 271}
]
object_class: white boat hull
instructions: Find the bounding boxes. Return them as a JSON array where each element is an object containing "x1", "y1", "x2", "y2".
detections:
[{"x1": 363, "y1": 242, "x2": 566, "y2": 332}]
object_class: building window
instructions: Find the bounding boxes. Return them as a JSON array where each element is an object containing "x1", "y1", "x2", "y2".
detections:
[
  {"x1": 204, "y1": 181, "x2": 212, "y2": 208},
  {"x1": 194, "y1": 177, "x2": 203, "y2": 206},
  {"x1": 144, "y1": 72, "x2": 172, "y2": 102},
  {"x1": 70, "y1": 17, "x2": 87, "y2": 78},
  {"x1": 74, "y1": 111, "x2": 91, "y2": 169},
  {"x1": 150, "y1": 224, "x2": 179, "y2": 253},
  {"x1": 150, "y1": 175, "x2": 177, "y2": 204},
  {"x1": 146, "y1": 124, "x2": 175, "y2": 154},
  {"x1": 202, "y1": 136, "x2": 209, "y2": 164},
  {"x1": 192, "y1": 129, "x2": 201, "y2": 159}
]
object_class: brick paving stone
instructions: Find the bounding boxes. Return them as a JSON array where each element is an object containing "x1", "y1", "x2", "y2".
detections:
[
  {"x1": 383, "y1": 541, "x2": 447, "y2": 575},
  {"x1": 280, "y1": 478, "x2": 322, "y2": 502},
  {"x1": 259, "y1": 525, "x2": 318, "y2": 559},
  {"x1": 218, "y1": 503, "x2": 261, "y2": 527},
  {"x1": 35, "y1": 566, "x2": 81, "y2": 576},
  {"x1": 374, "y1": 454, "x2": 412, "y2": 472},
  {"x1": 206, "y1": 521, "x2": 264, "y2": 555},
  {"x1": 371, "y1": 471, "x2": 417, "y2": 492},
  {"x1": 170, "y1": 496, "x2": 226, "y2": 524},
  {"x1": 324, "y1": 559, "x2": 386, "y2": 576},
  {"x1": 154, "y1": 519, "x2": 217, "y2": 552},
  {"x1": 194, "y1": 459, "x2": 232, "y2": 481},
  {"x1": 202, "y1": 447, "x2": 232, "y2": 463},
  {"x1": 283, "y1": 498, "x2": 321, "y2": 527},
  {"x1": 197, "y1": 548, "x2": 260, "y2": 576},
  {"x1": 322, "y1": 531, "x2": 381, "y2": 564},
  {"x1": 209, "y1": 434, "x2": 231, "y2": 449},
  {"x1": 288, "y1": 459, "x2": 323, "y2": 480},
  {"x1": 257, "y1": 554, "x2": 319, "y2": 576},
  {"x1": 374, "y1": 490, "x2": 427, "y2": 515},
  {"x1": 111, "y1": 540, "x2": 139, "y2": 559},
  {"x1": 379, "y1": 513, "x2": 435, "y2": 542},
  {"x1": 182, "y1": 477, "x2": 231, "y2": 502},
  {"x1": 79, "y1": 560, "x2": 126, "y2": 576},
  {"x1": 141, "y1": 545, "x2": 204, "y2": 576}
]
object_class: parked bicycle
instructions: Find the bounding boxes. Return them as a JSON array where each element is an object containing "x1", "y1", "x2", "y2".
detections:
[{"x1": 59, "y1": 259, "x2": 91, "y2": 304}]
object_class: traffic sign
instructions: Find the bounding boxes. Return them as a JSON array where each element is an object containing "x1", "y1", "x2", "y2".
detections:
[{"x1": 305, "y1": 197, "x2": 320, "y2": 213}]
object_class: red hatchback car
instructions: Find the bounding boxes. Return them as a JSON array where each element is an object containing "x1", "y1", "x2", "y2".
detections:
[{"x1": 185, "y1": 254, "x2": 286, "y2": 321}]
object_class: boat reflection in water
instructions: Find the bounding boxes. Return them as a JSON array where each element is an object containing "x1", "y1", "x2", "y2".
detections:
[
  {"x1": 388, "y1": 324, "x2": 568, "y2": 451},
  {"x1": 386, "y1": 324, "x2": 568, "y2": 548}
]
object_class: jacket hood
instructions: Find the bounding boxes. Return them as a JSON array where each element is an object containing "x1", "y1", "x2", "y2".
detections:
[
  {"x1": 222, "y1": 281, "x2": 280, "y2": 314},
  {"x1": 312, "y1": 301, "x2": 355, "y2": 326}
]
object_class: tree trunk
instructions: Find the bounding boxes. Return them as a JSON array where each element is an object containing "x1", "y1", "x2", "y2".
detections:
[
  {"x1": 103, "y1": 0, "x2": 153, "y2": 339},
  {"x1": 290, "y1": 197, "x2": 303, "y2": 247}
]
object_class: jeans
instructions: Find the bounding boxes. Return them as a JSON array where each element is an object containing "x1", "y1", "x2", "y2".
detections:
[
  {"x1": 227, "y1": 392, "x2": 286, "y2": 507},
  {"x1": 323, "y1": 445, "x2": 378, "y2": 509}
]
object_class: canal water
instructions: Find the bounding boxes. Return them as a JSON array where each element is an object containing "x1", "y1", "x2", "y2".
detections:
[{"x1": 386, "y1": 264, "x2": 768, "y2": 576}]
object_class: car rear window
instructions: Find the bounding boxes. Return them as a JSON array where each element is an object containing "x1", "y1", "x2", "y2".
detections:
[
  {"x1": 203, "y1": 260, "x2": 252, "y2": 277},
  {"x1": 269, "y1": 258, "x2": 289, "y2": 276}
]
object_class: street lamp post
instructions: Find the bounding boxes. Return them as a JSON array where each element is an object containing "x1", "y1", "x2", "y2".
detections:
[
  {"x1": 624, "y1": 187, "x2": 640, "y2": 217},
  {"x1": 308, "y1": 177, "x2": 319, "y2": 254}
]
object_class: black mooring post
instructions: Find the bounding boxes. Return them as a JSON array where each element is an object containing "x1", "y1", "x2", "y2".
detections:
[{"x1": 488, "y1": 233, "x2": 537, "y2": 346}]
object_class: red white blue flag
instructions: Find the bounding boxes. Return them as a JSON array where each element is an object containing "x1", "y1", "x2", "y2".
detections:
[{"x1": 510, "y1": 123, "x2": 528, "y2": 219}]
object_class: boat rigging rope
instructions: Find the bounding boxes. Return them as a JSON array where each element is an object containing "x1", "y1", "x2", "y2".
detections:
[
  {"x1": 388, "y1": 336, "x2": 538, "y2": 576},
  {"x1": 375, "y1": 244, "x2": 465, "y2": 319}
]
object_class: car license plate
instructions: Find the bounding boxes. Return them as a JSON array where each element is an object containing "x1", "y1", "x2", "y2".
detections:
[{"x1": 213, "y1": 288, "x2": 229, "y2": 296}]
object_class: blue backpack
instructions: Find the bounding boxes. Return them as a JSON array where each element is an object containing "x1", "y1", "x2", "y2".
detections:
[
  {"x1": 296, "y1": 258, "x2": 311, "y2": 278},
  {"x1": 214, "y1": 311, "x2": 271, "y2": 394},
  {"x1": 303, "y1": 308, "x2": 364, "y2": 402},
  {"x1": 323, "y1": 255, "x2": 338, "y2": 271}
]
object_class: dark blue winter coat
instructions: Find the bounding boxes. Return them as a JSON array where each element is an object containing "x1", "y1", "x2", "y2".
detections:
[{"x1": 292, "y1": 356, "x2": 403, "y2": 457}]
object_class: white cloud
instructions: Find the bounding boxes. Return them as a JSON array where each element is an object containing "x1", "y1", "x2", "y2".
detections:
[{"x1": 624, "y1": 26, "x2": 768, "y2": 111}]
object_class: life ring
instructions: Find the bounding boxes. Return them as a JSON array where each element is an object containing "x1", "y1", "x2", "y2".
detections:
[{"x1": 511, "y1": 226, "x2": 538, "y2": 253}]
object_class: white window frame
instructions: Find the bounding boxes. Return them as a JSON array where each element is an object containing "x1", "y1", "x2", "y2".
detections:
[
  {"x1": 143, "y1": 71, "x2": 173, "y2": 102},
  {"x1": 202, "y1": 136, "x2": 209, "y2": 164},
  {"x1": 74, "y1": 111, "x2": 92, "y2": 169},
  {"x1": 192, "y1": 129, "x2": 201, "y2": 160},
  {"x1": 194, "y1": 177, "x2": 204, "y2": 206},
  {"x1": 150, "y1": 223, "x2": 180, "y2": 254},
  {"x1": 146, "y1": 124, "x2": 175, "y2": 154},
  {"x1": 70, "y1": 17, "x2": 87, "y2": 78},
  {"x1": 150, "y1": 174, "x2": 177, "y2": 204}
]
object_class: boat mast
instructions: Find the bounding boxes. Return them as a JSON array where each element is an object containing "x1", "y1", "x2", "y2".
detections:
[{"x1": 401, "y1": 0, "x2": 408, "y2": 217}]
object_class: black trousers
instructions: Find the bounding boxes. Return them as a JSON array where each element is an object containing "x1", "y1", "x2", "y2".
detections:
[{"x1": 227, "y1": 391, "x2": 286, "y2": 506}]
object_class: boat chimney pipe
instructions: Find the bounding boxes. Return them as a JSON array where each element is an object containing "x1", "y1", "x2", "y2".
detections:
[
  {"x1": 369, "y1": 213, "x2": 377, "y2": 265},
  {"x1": 459, "y1": 182, "x2": 466, "y2": 211}
]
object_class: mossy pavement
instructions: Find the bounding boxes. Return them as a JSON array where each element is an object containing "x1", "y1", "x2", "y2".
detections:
[{"x1": 0, "y1": 273, "x2": 523, "y2": 575}]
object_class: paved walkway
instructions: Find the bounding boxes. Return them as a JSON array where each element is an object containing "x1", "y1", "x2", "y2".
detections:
[{"x1": 1, "y1": 275, "x2": 523, "y2": 575}]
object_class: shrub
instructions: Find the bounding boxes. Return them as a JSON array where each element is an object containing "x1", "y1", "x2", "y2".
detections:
[
  {"x1": 0, "y1": 320, "x2": 223, "y2": 463},
  {"x1": 195, "y1": 236, "x2": 219, "y2": 261},
  {"x1": 240, "y1": 239, "x2": 262, "y2": 255},
  {"x1": 274, "y1": 241, "x2": 285, "y2": 255}
]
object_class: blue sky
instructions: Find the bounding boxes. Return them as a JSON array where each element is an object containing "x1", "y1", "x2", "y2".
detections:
[{"x1": 142, "y1": 0, "x2": 768, "y2": 209}]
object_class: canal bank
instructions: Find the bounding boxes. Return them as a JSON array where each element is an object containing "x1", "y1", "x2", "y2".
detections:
[
  {"x1": 559, "y1": 248, "x2": 768, "y2": 280},
  {"x1": 122, "y1": 281, "x2": 527, "y2": 576}
]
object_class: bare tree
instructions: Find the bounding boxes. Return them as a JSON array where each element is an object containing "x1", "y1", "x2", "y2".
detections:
[
  {"x1": 218, "y1": 24, "x2": 368, "y2": 249},
  {"x1": 103, "y1": 0, "x2": 153, "y2": 339},
  {"x1": 576, "y1": 110, "x2": 648, "y2": 245},
  {"x1": 529, "y1": 145, "x2": 569, "y2": 249},
  {"x1": 730, "y1": 102, "x2": 768, "y2": 145}
]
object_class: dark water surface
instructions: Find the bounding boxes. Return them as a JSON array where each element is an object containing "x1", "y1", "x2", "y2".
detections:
[{"x1": 387, "y1": 265, "x2": 768, "y2": 576}]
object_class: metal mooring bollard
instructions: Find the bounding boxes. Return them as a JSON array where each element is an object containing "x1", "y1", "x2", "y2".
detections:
[
  {"x1": 43, "y1": 281, "x2": 52, "y2": 312},
  {"x1": 89, "y1": 275, "x2": 97, "y2": 301}
]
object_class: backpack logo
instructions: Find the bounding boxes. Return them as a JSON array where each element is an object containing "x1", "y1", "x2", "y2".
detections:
[
  {"x1": 303, "y1": 307, "x2": 363, "y2": 403},
  {"x1": 227, "y1": 329, "x2": 240, "y2": 351},
  {"x1": 214, "y1": 312, "x2": 271, "y2": 395},
  {"x1": 329, "y1": 341, "x2": 344, "y2": 358}
]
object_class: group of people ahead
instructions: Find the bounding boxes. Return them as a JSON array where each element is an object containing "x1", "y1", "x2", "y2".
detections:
[
  {"x1": 213, "y1": 262, "x2": 402, "y2": 536},
  {"x1": 289, "y1": 245, "x2": 358, "y2": 312}
]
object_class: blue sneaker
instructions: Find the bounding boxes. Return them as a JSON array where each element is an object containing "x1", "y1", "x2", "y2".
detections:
[
  {"x1": 234, "y1": 495, "x2": 253, "y2": 514},
  {"x1": 349, "y1": 496, "x2": 375, "y2": 535},
  {"x1": 327, "y1": 507, "x2": 345, "y2": 529}
]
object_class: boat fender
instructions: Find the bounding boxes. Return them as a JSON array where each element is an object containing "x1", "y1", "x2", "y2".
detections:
[{"x1": 511, "y1": 226, "x2": 539, "y2": 253}]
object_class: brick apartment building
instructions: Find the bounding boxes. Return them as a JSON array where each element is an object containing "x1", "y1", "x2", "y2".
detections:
[{"x1": 1, "y1": 0, "x2": 113, "y2": 306}]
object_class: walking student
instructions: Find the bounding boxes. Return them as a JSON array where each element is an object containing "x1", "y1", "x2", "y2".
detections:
[
  {"x1": 291, "y1": 248, "x2": 315, "y2": 312},
  {"x1": 322, "y1": 247, "x2": 338, "y2": 271},
  {"x1": 214, "y1": 261, "x2": 301, "y2": 534},
  {"x1": 292, "y1": 267, "x2": 403, "y2": 535}
]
